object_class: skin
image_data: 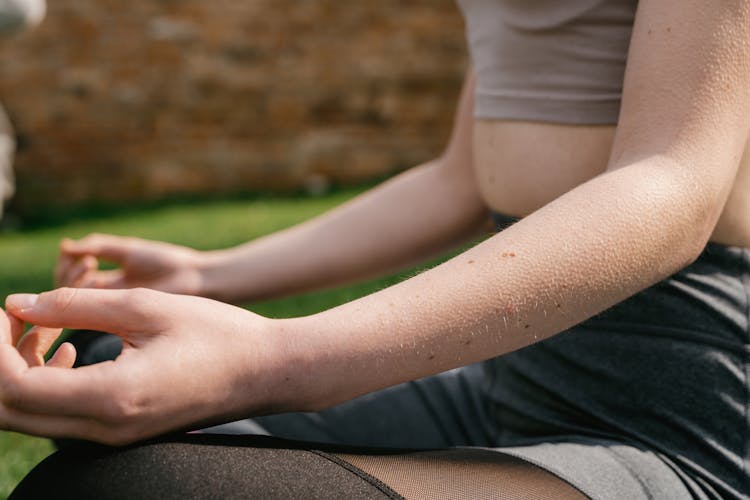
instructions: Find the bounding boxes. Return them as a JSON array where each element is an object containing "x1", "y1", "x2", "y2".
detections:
[{"x1": 1, "y1": 0, "x2": 750, "y2": 445}]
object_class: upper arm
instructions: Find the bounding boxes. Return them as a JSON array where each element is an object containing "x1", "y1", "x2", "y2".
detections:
[
  {"x1": 439, "y1": 70, "x2": 476, "y2": 178},
  {"x1": 610, "y1": 0, "x2": 750, "y2": 180}
]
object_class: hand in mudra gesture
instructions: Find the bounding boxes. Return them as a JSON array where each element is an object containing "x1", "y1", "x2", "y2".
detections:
[
  {"x1": 0, "y1": 288, "x2": 283, "y2": 445},
  {"x1": 56, "y1": 234, "x2": 204, "y2": 295}
]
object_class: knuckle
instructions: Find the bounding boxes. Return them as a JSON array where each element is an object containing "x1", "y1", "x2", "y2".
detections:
[
  {"x1": 42, "y1": 287, "x2": 78, "y2": 313},
  {"x1": 0, "y1": 375, "x2": 22, "y2": 409},
  {"x1": 106, "y1": 391, "x2": 140, "y2": 425},
  {"x1": 122, "y1": 288, "x2": 158, "y2": 314},
  {"x1": 105, "y1": 383, "x2": 148, "y2": 427}
]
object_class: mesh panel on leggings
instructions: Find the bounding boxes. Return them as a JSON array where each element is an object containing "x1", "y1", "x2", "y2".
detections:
[
  {"x1": 333, "y1": 448, "x2": 589, "y2": 500},
  {"x1": 11, "y1": 436, "x2": 404, "y2": 500}
]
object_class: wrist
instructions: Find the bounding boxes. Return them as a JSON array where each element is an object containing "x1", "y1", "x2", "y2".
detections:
[
  {"x1": 194, "y1": 250, "x2": 234, "y2": 301},
  {"x1": 266, "y1": 313, "x2": 378, "y2": 413},
  {"x1": 232, "y1": 315, "x2": 325, "y2": 415}
]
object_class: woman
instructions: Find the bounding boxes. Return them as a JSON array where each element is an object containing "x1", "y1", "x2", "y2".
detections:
[{"x1": 2, "y1": 0, "x2": 749, "y2": 498}]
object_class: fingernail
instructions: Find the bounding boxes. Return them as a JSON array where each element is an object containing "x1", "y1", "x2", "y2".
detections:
[{"x1": 7, "y1": 294, "x2": 39, "y2": 311}]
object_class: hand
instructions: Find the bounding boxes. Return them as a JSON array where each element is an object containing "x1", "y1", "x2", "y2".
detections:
[
  {"x1": 0, "y1": 307, "x2": 75, "y2": 369},
  {"x1": 56, "y1": 234, "x2": 205, "y2": 295},
  {"x1": 0, "y1": 288, "x2": 287, "y2": 445}
]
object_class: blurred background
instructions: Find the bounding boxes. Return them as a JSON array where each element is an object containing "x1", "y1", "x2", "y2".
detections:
[{"x1": 0, "y1": 0, "x2": 467, "y2": 222}]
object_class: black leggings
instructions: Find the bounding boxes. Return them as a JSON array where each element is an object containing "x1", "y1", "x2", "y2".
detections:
[{"x1": 13, "y1": 434, "x2": 587, "y2": 499}]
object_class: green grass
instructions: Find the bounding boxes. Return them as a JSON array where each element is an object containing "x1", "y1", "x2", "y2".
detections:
[
  {"x1": 0, "y1": 433, "x2": 53, "y2": 497},
  {"x1": 0, "y1": 187, "x2": 449, "y2": 498}
]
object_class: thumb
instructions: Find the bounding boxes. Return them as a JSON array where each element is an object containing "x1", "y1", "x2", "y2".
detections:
[{"x1": 5, "y1": 288, "x2": 168, "y2": 336}]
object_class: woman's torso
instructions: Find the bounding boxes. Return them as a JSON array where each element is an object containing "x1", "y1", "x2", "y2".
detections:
[
  {"x1": 460, "y1": 0, "x2": 750, "y2": 247},
  {"x1": 474, "y1": 121, "x2": 750, "y2": 247}
]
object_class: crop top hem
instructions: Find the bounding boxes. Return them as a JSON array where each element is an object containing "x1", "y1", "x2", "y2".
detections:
[{"x1": 475, "y1": 93, "x2": 621, "y2": 125}]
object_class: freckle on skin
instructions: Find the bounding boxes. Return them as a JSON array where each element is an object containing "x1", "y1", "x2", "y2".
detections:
[
  {"x1": 509, "y1": 252, "x2": 516, "y2": 257},
  {"x1": 524, "y1": 324, "x2": 530, "y2": 329},
  {"x1": 468, "y1": 260, "x2": 475, "y2": 264},
  {"x1": 428, "y1": 354, "x2": 435, "y2": 360},
  {"x1": 464, "y1": 340, "x2": 472, "y2": 345}
]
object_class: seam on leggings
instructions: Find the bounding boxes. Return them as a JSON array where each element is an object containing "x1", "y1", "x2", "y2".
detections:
[
  {"x1": 473, "y1": 447, "x2": 593, "y2": 500},
  {"x1": 604, "y1": 447, "x2": 654, "y2": 499},
  {"x1": 310, "y1": 450, "x2": 405, "y2": 500},
  {"x1": 410, "y1": 381, "x2": 457, "y2": 446}
]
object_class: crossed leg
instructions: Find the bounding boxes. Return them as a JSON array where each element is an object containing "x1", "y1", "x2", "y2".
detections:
[{"x1": 12, "y1": 434, "x2": 587, "y2": 499}]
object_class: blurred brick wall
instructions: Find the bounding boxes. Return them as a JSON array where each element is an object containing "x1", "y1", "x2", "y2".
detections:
[{"x1": 0, "y1": 0, "x2": 467, "y2": 215}]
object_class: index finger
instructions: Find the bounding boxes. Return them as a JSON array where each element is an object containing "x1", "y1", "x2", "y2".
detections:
[
  {"x1": 0, "y1": 308, "x2": 9, "y2": 344},
  {"x1": 0, "y1": 344, "x2": 118, "y2": 418},
  {"x1": 0, "y1": 308, "x2": 23, "y2": 346},
  {"x1": 5, "y1": 287, "x2": 169, "y2": 335}
]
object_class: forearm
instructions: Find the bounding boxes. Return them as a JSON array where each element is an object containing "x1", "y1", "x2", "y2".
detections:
[
  {"x1": 198, "y1": 159, "x2": 489, "y2": 304},
  {"x1": 271, "y1": 158, "x2": 717, "y2": 411}
]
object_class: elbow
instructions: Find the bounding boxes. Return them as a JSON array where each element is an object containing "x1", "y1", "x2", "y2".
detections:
[
  {"x1": 675, "y1": 222, "x2": 712, "y2": 271},
  {"x1": 614, "y1": 158, "x2": 729, "y2": 276},
  {"x1": 661, "y1": 178, "x2": 725, "y2": 272}
]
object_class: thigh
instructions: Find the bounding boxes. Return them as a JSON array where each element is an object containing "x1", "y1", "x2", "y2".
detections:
[
  {"x1": 11, "y1": 435, "x2": 587, "y2": 500},
  {"x1": 11, "y1": 435, "x2": 399, "y2": 500},
  {"x1": 210, "y1": 363, "x2": 496, "y2": 449}
]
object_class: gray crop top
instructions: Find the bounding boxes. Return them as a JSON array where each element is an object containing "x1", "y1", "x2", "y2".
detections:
[{"x1": 457, "y1": 0, "x2": 639, "y2": 124}]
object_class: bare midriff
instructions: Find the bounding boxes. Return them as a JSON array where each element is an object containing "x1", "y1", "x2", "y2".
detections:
[{"x1": 473, "y1": 120, "x2": 750, "y2": 248}]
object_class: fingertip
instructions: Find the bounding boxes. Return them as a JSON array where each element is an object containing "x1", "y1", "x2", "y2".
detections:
[
  {"x1": 64, "y1": 257, "x2": 99, "y2": 288},
  {"x1": 0, "y1": 305, "x2": 27, "y2": 346},
  {"x1": 0, "y1": 308, "x2": 9, "y2": 344},
  {"x1": 82, "y1": 255, "x2": 98, "y2": 270},
  {"x1": 6, "y1": 293, "x2": 39, "y2": 313},
  {"x1": 47, "y1": 342, "x2": 77, "y2": 368}
]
